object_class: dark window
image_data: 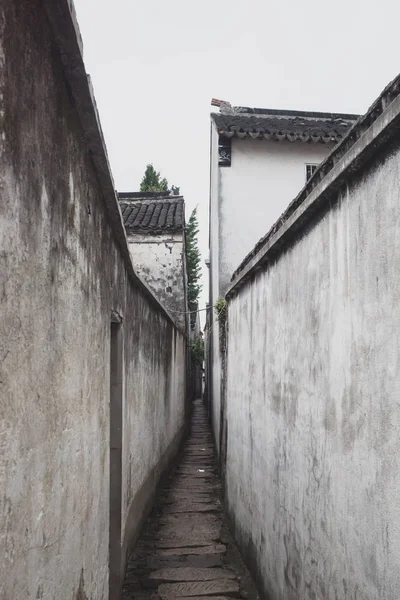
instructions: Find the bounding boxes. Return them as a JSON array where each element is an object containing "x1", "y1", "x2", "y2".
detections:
[
  {"x1": 306, "y1": 163, "x2": 318, "y2": 181},
  {"x1": 218, "y1": 135, "x2": 231, "y2": 167}
]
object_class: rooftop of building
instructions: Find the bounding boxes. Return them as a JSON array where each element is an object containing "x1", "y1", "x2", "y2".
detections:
[
  {"x1": 118, "y1": 192, "x2": 185, "y2": 234},
  {"x1": 228, "y1": 73, "x2": 400, "y2": 288},
  {"x1": 211, "y1": 104, "x2": 360, "y2": 144}
]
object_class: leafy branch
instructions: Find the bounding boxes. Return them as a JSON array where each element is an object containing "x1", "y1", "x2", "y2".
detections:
[{"x1": 186, "y1": 207, "x2": 202, "y2": 308}]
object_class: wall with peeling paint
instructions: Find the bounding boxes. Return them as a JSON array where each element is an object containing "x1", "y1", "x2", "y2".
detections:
[
  {"x1": 223, "y1": 92, "x2": 400, "y2": 598},
  {"x1": 128, "y1": 233, "x2": 187, "y2": 331},
  {"x1": 0, "y1": 1, "x2": 187, "y2": 599}
]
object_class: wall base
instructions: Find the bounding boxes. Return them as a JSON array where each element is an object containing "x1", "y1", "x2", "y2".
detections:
[{"x1": 120, "y1": 422, "x2": 188, "y2": 594}]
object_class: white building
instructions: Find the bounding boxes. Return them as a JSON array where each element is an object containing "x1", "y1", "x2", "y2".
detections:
[
  {"x1": 207, "y1": 103, "x2": 359, "y2": 449},
  {"x1": 119, "y1": 192, "x2": 188, "y2": 332}
]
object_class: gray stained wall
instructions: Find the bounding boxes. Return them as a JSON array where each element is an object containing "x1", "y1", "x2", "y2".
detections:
[
  {"x1": 0, "y1": 1, "x2": 186, "y2": 599},
  {"x1": 127, "y1": 232, "x2": 187, "y2": 332},
  {"x1": 222, "y1": 79, "x2": 400, "y2": 599}
]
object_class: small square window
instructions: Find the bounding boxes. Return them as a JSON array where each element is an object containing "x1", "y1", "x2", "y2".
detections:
[{"x1": 306, "y1": 164, "x2": 319, "y2": 181}]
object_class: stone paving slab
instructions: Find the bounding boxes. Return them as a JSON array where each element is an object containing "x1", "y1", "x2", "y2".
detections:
[
  {"x1": 169, "y1": 484, "x2": 221, "y2": 492},
  {"x1": 122, "y1": 399, "x2": 259, "y2": 600},
  {"x1": 148, "y1": 567, "x2": 236, "y2": 583},
  {"x1": 166, "y1": 597, "x2": 237, "y2": 600},
  {"x1": 172, "y1": 476, "x2": 220, "y2": 485},
  {"x1": 147, "y1": 554, "x2": 223, "y2": 569},
  {"x1": 159, "y1": 513, "x2": 219, "y2": 526},
  {"x1": 156, "y1": 544, "x2": 227, "y2": 557},
  {"x1": 177, "y1": 465, "x2": 217, "y2": 471},
  {"x1": 184, "y1": 449, "x2": 215, "y2": 455},
  {"x1": 179, "y1": 468, "x2": 217, "y2": 472},
  {"x1": 155, "y1": 536, "x2": 220, "y2": 549},
  {"x1": 158, "y1": 580, "x2": 240, "y2": 598},
  {"x1": 162, "y1": 501, "x2": 221, "y2": 514},
  {"x1": 161, "y1": 495, "x2": 216, "y2": 503}
]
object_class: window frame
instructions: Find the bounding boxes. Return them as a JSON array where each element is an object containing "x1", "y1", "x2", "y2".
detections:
[{"x1": 305, "y1": 163, "x2": 319, "y2": 181}]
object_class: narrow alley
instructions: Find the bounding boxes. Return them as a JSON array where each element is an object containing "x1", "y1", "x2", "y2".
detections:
[{"x1": 122, "y1": 399, "x2": 259, "y2": 600}]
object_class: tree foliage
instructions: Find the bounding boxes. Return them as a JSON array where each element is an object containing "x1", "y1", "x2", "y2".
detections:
[
  {"x1": 140, "y1": 164, "x2": 169, "y2": 192},
  {"x1": 186, "y1": 207, "x2": 202, "y2": 306},
  {"x1": 190, "y1": 335, "x2": 204, "y2": 365}
]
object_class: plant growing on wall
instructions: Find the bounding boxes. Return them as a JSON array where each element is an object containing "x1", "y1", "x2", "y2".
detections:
[
  {"x1": 140, "y1": 164, "x2": 169, "y2": 192},
  {"x1": 186, "y1": 207, "x2": 202, "y2": 307},
  {"x1": 214, "y1": 297, "x2": 227, "y2": 324}
]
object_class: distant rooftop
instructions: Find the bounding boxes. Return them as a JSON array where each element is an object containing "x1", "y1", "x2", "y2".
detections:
[
  {"x1": 118, "y1": 192, "x2": 184, "y2": 234},
  {"x1": 212, "y1": 106, "x2": 360, "y2": 144}
]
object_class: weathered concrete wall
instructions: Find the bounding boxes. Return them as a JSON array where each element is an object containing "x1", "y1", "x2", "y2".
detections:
[
  {"x1": 127, "y1": 233, "x2": 187, "y2": 331},
  {"x1": 121, "y1": 293, "x2": 186, "y2": 570},
  {"x1": 208, "y1": 123, "x2": 222, "y2": 450},
  {"x1": 0, "y1": 1, "x2": 186, "y2": 599},
  {"x1": 224, "y1": 81, "x2": 400, "y2": 599},
  {"x1": 208, "y1": 121, "x2": 334, "y2": 452}
]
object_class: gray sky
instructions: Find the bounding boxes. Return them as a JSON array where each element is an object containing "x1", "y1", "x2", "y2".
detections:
[{"x1": 74, "y1": 0, "x2": 399, "y2": 313}]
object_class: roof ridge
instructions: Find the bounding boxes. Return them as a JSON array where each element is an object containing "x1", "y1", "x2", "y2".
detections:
[
  {"x1": 227, "y1": 107, "x2": 360, "y2": 120},
  {"x1": 118, "y1": 191, "x2": 184, "y2": 199},
  {"x1": 119, "y1": 196, "x2": 183, "y2": 205}
]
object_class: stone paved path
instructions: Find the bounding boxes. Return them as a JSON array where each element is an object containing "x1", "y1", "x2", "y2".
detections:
[{"x1": 122, "y1": 399, "x2": 260, "y2": 600}]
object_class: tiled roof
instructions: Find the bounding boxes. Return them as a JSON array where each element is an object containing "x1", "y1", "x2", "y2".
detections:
[
  {"x1": 212, "y1": 107, "x2": 359, "y2": 144},
  {"x1": 118, "y1": 193, "x2": 184, "y2": 233}
]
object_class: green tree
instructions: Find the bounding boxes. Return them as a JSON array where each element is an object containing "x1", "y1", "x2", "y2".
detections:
[
  {"x1": 140, "y1": 164, "x2": 169, "y2": 192},
  {"x1": 190, "y1": 335, "x2": 204, "y2": 366},
  {"x1": 186, "y1": 207, "x2": 202, "y2": 306}
]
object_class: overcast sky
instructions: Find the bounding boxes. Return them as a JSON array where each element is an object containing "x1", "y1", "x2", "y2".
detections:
[{"x1": 74, "y1": 0, "x2": 400, "y2": 313}]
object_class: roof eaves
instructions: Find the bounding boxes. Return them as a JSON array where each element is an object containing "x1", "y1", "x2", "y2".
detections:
[
  {"x1": 212, "y1": 111, "x2": 359, "y2": 143},
  {"x1": 126, "y1": 226, "x2": 183, "y2": 235}
]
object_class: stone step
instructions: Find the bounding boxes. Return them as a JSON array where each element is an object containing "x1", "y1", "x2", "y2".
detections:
[
  {"x1": 177, "y1": 461, "x2": 217, "y2": 467},
  {"x1": 162, "y1": 501, "x2": 221, "y2": 514},
  {"x1": 155, "y1": 536, "x2": 220, "y2": 549},
  {"x1": 175, "y1": 467, "x2": 217, "y2": 474},
  {"x1": 148, "y1": 567, "x2": 236, "y2": 584},
  {"x1": 147, "y1": 553, "x2": 223, "y2": 569},
  {"x1": 158, "y1": 579, "x2": 241, "y2": 598},
  {"x1": 163, "y1": 597, "x2": 237, "y2": 600},
  {"x1": 172, "y1": 478, "x2": 220, "y2": 487},
  {"x1": 156, "y1": 544, "x2": 226, "y2": 557},
  {"x1": 160, "y1": 493, "x2": 216, "y2": 503}
]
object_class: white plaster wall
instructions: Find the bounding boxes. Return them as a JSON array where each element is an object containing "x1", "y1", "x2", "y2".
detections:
[
  {"x1": 225, "y1": 149, "x2": 400, "y2": 599},
  {"x1": 128, "y1": 233, "x2": 186, "y2": 331},
  {"x1": 209, "y1": 123, "x2": 222, "y2": 450},
  {"x1": 219, "y1": 137, "x2": 333, "y2": 293}
]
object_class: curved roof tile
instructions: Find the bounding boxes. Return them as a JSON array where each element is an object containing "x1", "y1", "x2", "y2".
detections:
[
  {"x1": 212, "y1": 107, "x2": 359, "y2": 143},
  {"x1": 118, "y1": 193, "x2": 185, "y2": 234}
]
